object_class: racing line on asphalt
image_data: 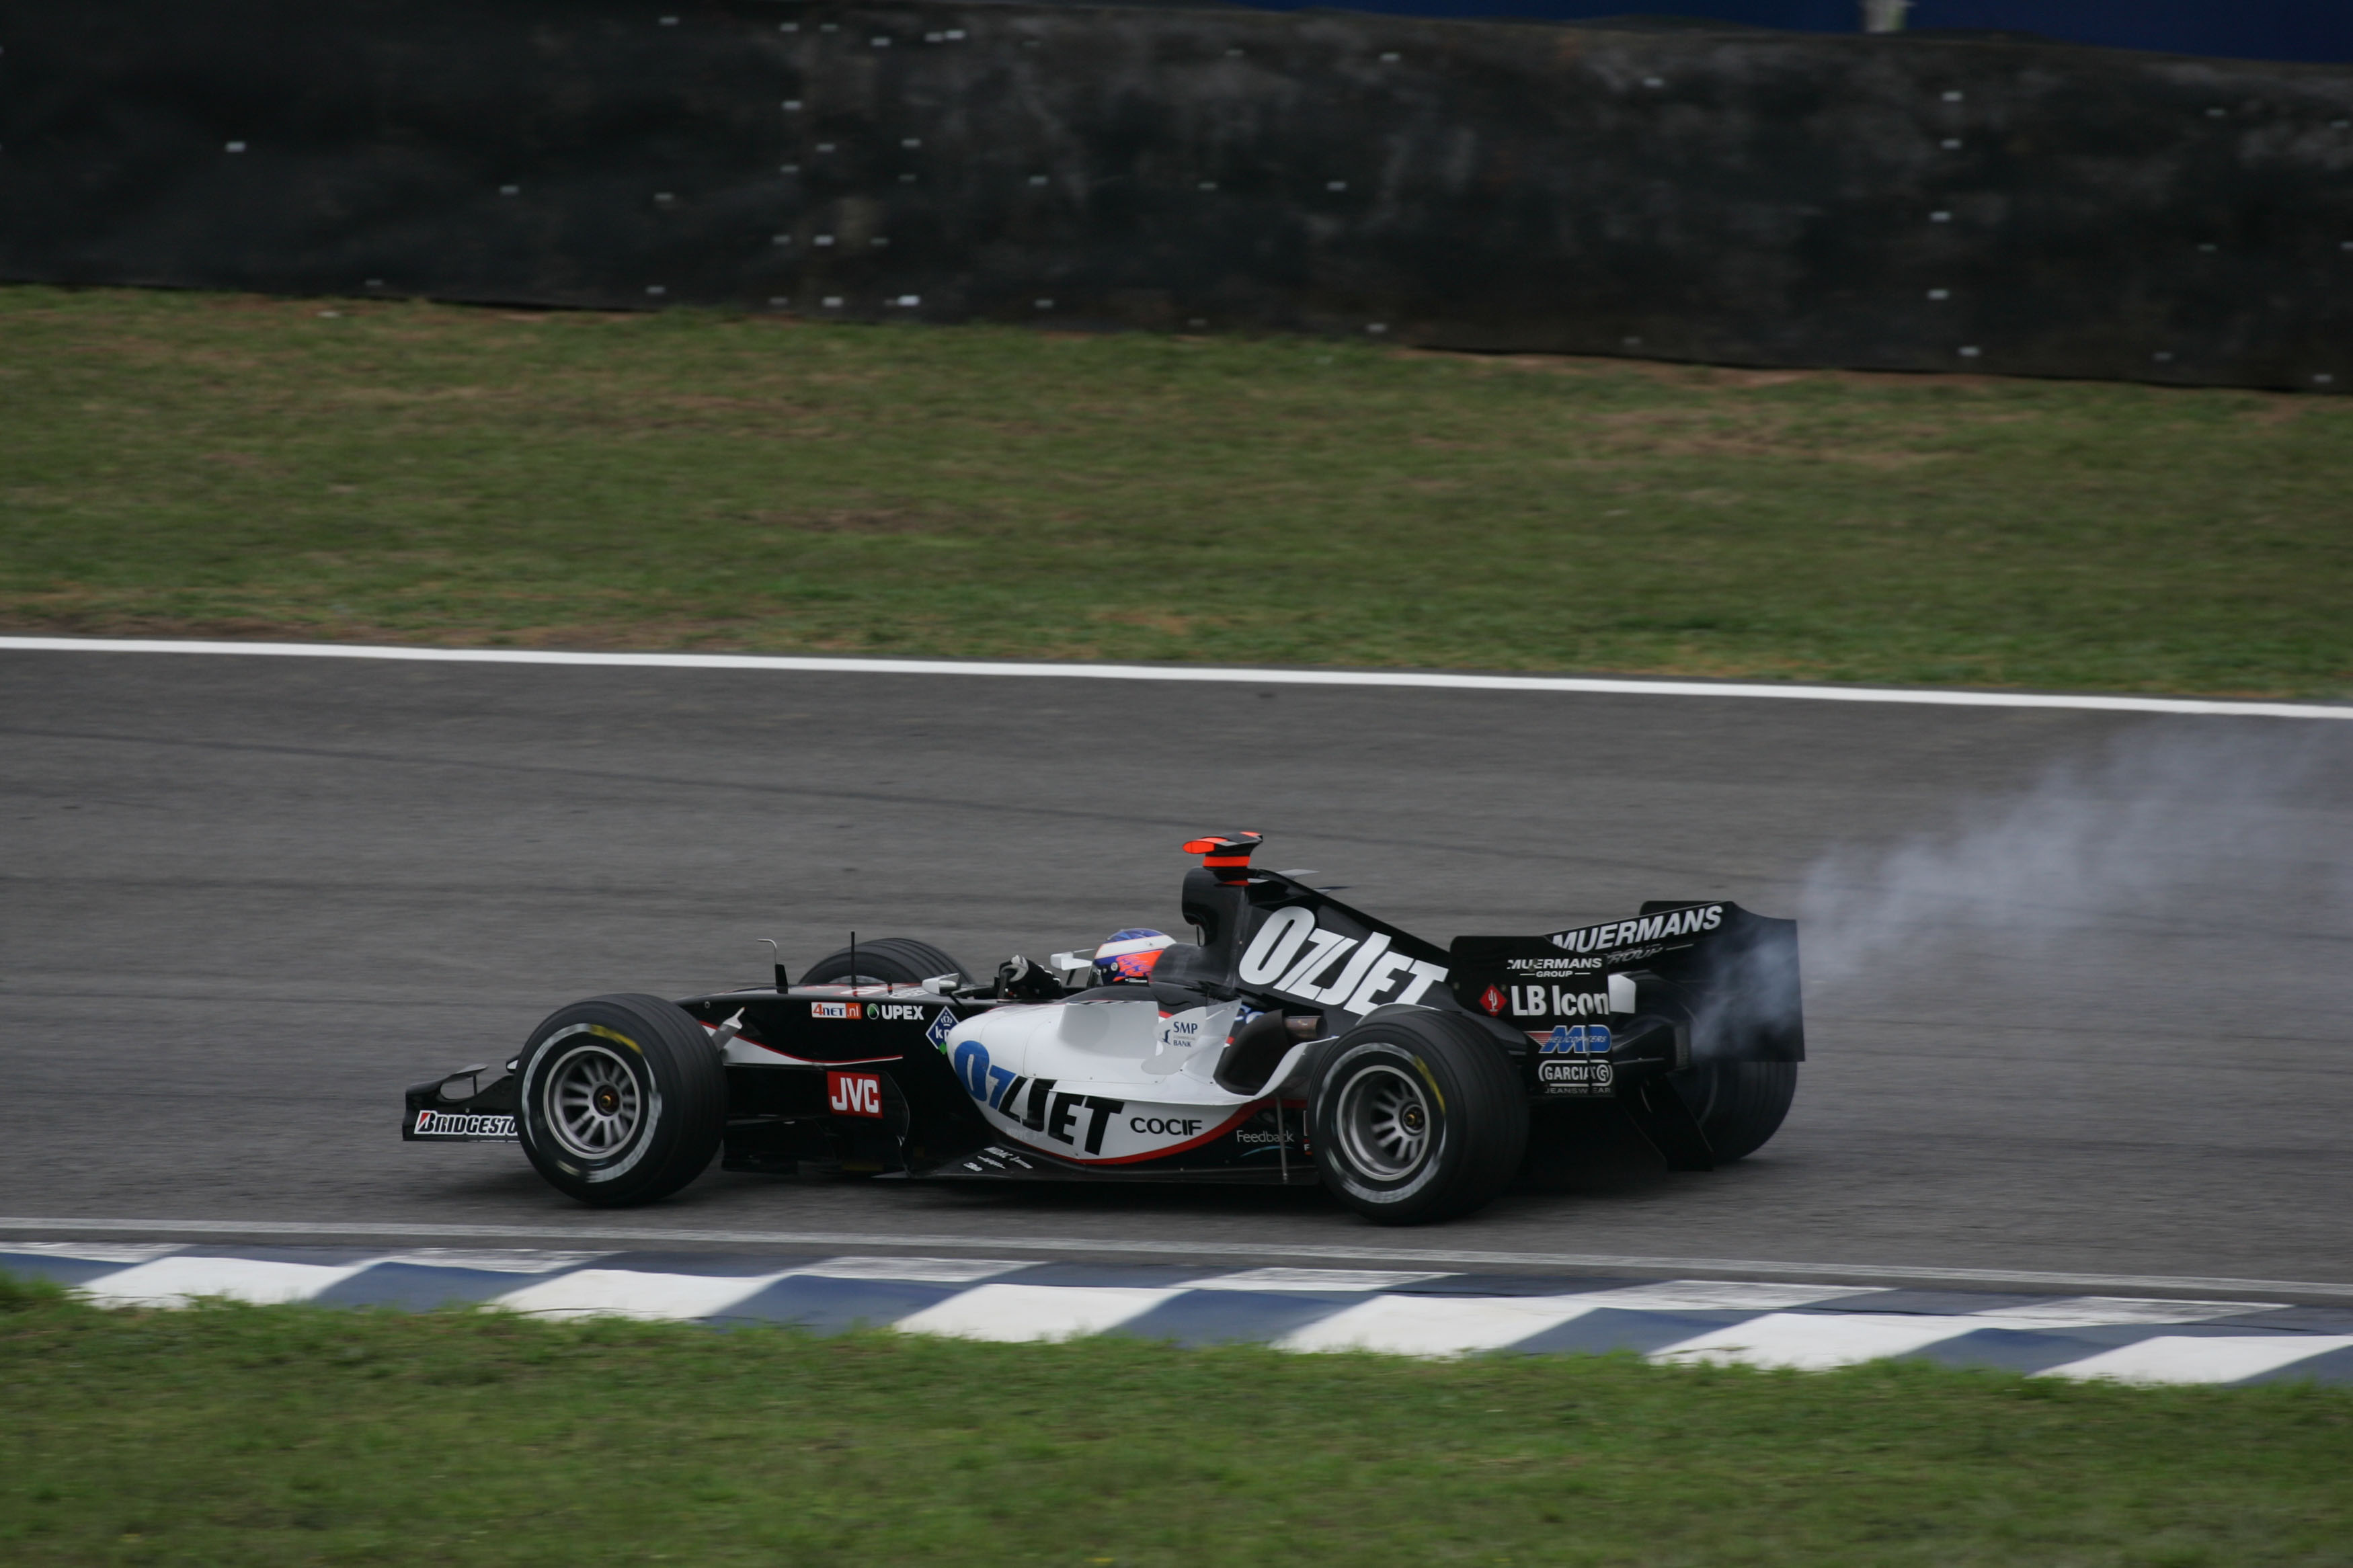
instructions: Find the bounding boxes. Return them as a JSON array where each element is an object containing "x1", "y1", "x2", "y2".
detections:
[{"x1": 5, "y1": 636, "x2": 2351, "y2": 720}]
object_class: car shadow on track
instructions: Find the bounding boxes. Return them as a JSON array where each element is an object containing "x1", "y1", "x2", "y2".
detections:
[
  {"x1": 391, "y1": 1102, "x2": 1686, "y2": 1231},
  {"x1": 1513, "y1": 1102, "x2": 1678, "y2": 1197}
]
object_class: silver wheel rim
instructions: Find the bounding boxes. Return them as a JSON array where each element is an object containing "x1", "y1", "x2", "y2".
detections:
[
  {"x1": 1333, "y1": 1061, "x2": 1433, "y2": 1181},
  {"x1": 543, "y1": 1042, "x2": 642, "y2": 1160}
]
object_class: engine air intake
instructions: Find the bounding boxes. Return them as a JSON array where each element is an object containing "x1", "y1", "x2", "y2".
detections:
[{"x1": 1182, "y1": 832, "x2": 1264, "y2": 884}]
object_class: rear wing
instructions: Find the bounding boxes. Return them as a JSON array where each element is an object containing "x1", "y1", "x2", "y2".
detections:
[{"x1": 1448, "y1": 901, "x2": 1803, "y2": 1064}]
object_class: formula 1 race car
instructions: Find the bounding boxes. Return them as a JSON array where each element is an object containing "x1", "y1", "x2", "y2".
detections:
[{"x1": 405, "y1": 835, "x2": 1804, "y2": 1224}]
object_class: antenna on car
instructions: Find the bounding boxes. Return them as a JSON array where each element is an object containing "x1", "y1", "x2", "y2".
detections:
[
  {"x1": 758, "y1": 938, "x2": 787, "y2": 991},
  {"x1": 848, "y1": 931, "x2": 858, "y2": 990}
]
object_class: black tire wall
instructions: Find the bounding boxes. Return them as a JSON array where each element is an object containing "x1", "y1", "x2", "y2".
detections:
[
  {"x1": 1671, "y1": 1059, "x2": 1799, "y2": 1163},
  {"x1": 800, "y1": 937, "x2": 970, "y2": 985},
  {"x1": 3, "y1": 0, "x2": 2348, "y2": 391}
]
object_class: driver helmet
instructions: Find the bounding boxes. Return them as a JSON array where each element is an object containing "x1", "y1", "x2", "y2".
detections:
[{"x1": 1092, "y1": 928, "x2": 1174, "y2": 983}]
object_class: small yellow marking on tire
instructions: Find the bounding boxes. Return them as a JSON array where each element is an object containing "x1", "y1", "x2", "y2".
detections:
[
  {"x1": 587, "y1": 1025, "x2": 642, "y2": 1053},
  {"x1": 1411, "y1": 1055, "x2": 1445, "y2": 1113}
]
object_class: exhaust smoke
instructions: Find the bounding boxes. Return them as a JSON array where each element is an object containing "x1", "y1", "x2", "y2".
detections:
[{"x1": 1796, "y1": 725, "x2": 2353, "y2": 1011}]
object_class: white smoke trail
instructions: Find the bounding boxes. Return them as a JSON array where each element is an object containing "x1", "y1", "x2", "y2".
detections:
[{"x1": 1797, "y1": 725, "x2": 2353, "y2": 993}]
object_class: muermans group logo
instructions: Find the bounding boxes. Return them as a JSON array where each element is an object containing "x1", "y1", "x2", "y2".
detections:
[
  {"x1": 1548, "y1": 905, "x2": 1722, "y2": 954},
  {"x1": 1502, "y1": 954, "x2": 1601, "y2": 974},
  {"x1": 413, "y1": 1110, "x2": 518, "y2": 1138}
]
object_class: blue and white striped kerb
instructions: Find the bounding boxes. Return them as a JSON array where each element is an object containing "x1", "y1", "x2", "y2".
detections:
[{"x1": 9, "y1": 1243, "x2": 2352, "y2": 1387}]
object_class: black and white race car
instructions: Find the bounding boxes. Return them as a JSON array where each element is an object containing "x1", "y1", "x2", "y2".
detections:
[{"x1": 406, "y1": 835, "x2": 1804, "y2": 1224}]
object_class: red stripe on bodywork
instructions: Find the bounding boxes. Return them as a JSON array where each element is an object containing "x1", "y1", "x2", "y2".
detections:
[{"x1": 702, "y1": 1024, "x2": 902, "y2": 1068}]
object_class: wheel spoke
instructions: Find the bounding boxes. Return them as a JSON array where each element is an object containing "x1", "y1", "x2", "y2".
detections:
[
  {"x1": 1334, "y1": 1061, "x2": 1431, "y2": 1180},
  {"x1": 542, "y1": 1041, "x2": 643, "y2": 1161}
]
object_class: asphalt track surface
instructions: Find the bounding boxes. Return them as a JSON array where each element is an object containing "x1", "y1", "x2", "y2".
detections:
[{"x1": 4, "y1": 649, "x2": 2350, "y2": 1294}]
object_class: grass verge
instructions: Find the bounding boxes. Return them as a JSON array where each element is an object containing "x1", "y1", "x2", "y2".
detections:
[
  {"x1": 3, "y1": 285, "x2": 2350, "y2": 696},
  {"x1": 3, "y1": 1276, "x2": 2349, "y2": 1566}
]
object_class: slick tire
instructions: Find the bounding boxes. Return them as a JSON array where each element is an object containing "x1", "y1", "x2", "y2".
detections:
[
  {"x1": 799, "y1": 938, "x2": 969, "y2": 987},
  {"x1": 1670, "y1": 1061, "x2": 1799, "y2": 1163},
  {"x1": 516, "y1": 994, "x2": 726, "y2": 1208},
  {"x1": 1310, "y1": 1009, "x2": 1528, "y2": 1225}
]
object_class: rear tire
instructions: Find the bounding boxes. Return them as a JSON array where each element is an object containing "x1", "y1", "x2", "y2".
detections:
[
  {"x1": 515, "y1": 993, "x2": 725, "y2": 1207},
  {"x1": 1310, "y1": 1010, "x2": 1527, "y2": 1225},
  {"x1": 799, "y1": 938, "x2": 969, "y2": 987},
  {"x1": 1670, "y1": 1060, "x2": 1798, "y2": 1162}
]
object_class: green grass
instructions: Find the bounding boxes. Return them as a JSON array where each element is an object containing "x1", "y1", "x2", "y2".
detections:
[
  {"x1": 3, "y1": 1278, "x2": 2349, "y2": 1567},
  {"x1": 3, "y1": 284, "x2": 2350, "y2": 696}
]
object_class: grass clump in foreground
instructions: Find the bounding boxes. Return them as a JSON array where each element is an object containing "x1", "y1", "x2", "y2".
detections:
[
  {"x1": 3, "y1": 285, "x2": 2352, "y2": 697},
  {"x1": 1, "y1": 1278, "x2": 2349, "y2": 1567}
]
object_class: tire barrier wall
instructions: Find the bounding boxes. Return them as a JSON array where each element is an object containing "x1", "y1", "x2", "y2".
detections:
[
  {"x1": 1216, "y1": 3, "x2": 2353, "y2": 70},
  {"x1": 3, "y1": 0, "x2": 2350, "y2": 390}
]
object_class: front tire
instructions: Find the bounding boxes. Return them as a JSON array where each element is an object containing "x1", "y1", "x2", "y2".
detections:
[
  {"x1": 1310, "y1": 1010, "x2": 1527, "y2": 1225},
  {"x1": 515, "y1": 994, "x2": 725, "y2": 1207}
]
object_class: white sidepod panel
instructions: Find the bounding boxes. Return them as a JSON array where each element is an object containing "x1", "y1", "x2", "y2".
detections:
[{"x1": 941, "y1": 998, "x2": 1271, "y2": 1162}]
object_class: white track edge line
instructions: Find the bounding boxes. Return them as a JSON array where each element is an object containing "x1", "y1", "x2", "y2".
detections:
[
  {"x1": 3, "y1": 637, "x2": 2346, "y2": 721},
  {"x1": 3, "y1": 1218, "x2": 2347, "y2": 1300}
]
